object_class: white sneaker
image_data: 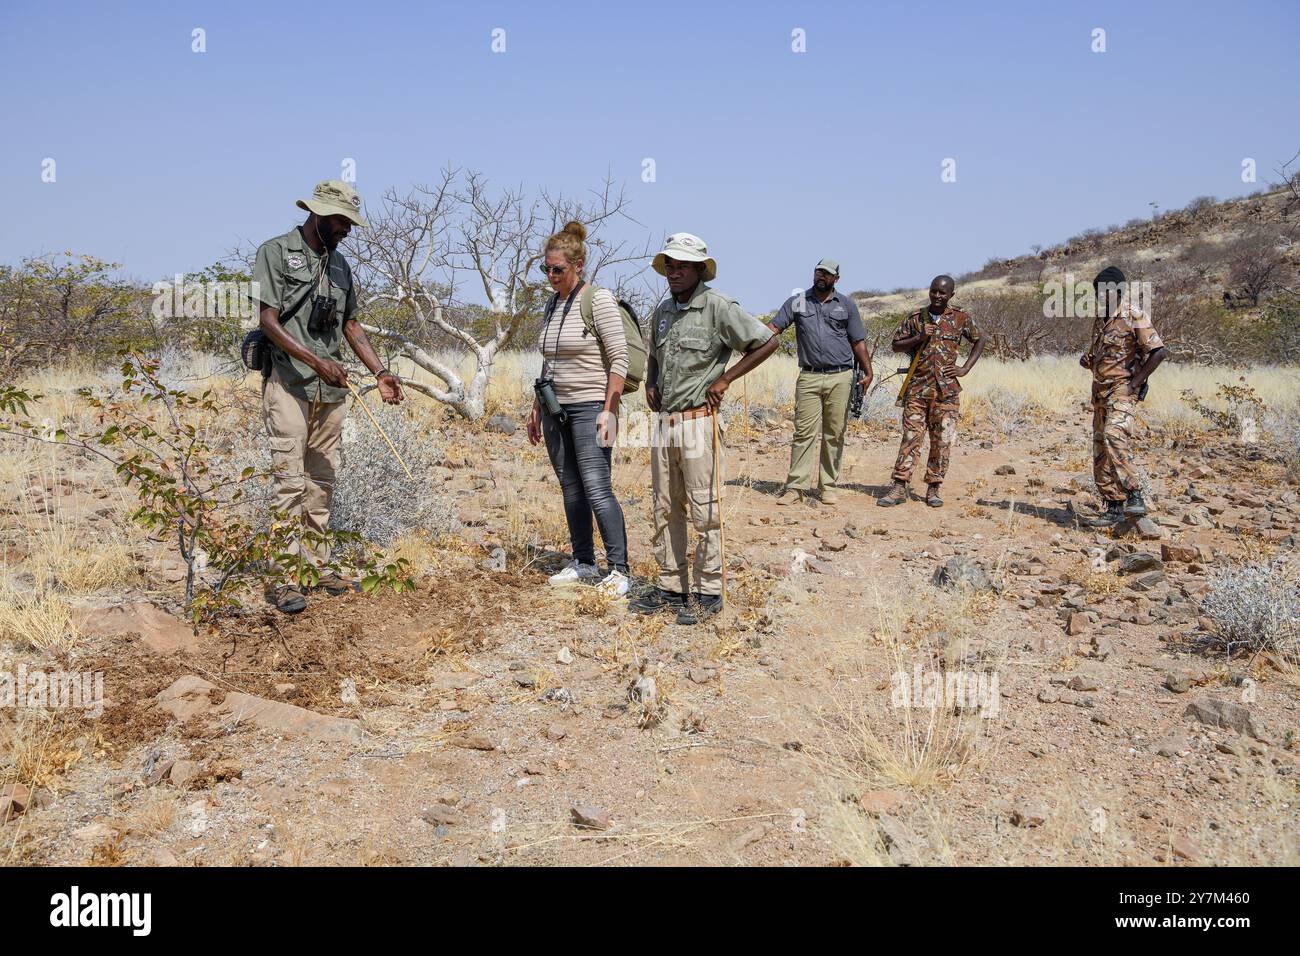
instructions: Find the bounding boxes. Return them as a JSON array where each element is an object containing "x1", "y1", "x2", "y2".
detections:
[
  {"x1": 596, "y1": 570, "x2": 630, "y2": 597},
  {"x1": 548, "y1": 562, "x2": 600, "y2": 586}
]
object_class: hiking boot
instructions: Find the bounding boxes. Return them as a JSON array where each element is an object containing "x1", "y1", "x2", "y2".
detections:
[
  {"x1": 1082, "y1": 500, "x2": 1126, "y2": 527},
  {"x1": 820, "y1": 485, "x2": 840, "y2": 506},
  {"x1": 925, "y1": 483, "x2": 944, "y2": 508},
  {"x1": 676, "y1": 593, "x2": 723, "y2": 626},
  {"x1": 775, "y1": 487, "x2": 806, "y2": 506},
  {"x1": 548, "y1": 561, "x2": 600, "y2": 586},
  {"x1": 1124, "y1": 490, "x2": 1147, "y2": 516},
  {"x1": 629, "y1": 587, "x2": 686, "y2": 615},
  {"x1": 315, "y1": 571, "x2": 358, "y2": 596},
  {"x1": 877, "y1": 482, "x2": 909, "y2": 507},
  {"x1": 596, "y1": 569, "x2": 630, "y2": 598},
  {"x1": 272, "y1": 585, "x2": 307, "y2": 614}
]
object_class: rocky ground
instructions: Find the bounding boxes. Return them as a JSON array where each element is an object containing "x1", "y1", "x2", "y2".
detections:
[{"x1": 2, "y1": 400, "x2": 1297, "y2": 867}]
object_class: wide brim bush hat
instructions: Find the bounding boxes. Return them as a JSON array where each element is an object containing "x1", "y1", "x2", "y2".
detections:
[
  {"x1": 652, "y1": 232, "x2": 717, "y2": 281},
  {"x1": 296, "y1": 179, "x2": 368, "y2": 228}
]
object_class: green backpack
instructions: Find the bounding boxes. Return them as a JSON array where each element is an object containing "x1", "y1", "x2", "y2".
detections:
[{"x1": 578, "y1": 284, "x2": 647, "y2": 393}]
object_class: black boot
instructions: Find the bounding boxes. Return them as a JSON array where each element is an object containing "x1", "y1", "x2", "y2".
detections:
[
  {"x1": 676, "y1": 593, "x2": 723, "y2": 625},
  {"x1": 629, "y1": 587, "x2": 685, "y2": 615},
  {"x1": 1084, "y1": 500, "x2": 1125, "y2": 527},
  {"x1": 1124, "y1": 490, "x2": 1147, "y2": 516}
]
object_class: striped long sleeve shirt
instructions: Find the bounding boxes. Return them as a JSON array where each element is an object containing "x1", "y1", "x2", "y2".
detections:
[{"x1": 538, "y1": 284, "x2": 629, "y2": 405}]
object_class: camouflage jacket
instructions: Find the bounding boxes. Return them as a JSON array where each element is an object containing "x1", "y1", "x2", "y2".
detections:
[
  {"x1": 895, "y1": 305, "x2": 981, "y2": 399},
  {"x1": 1088, "y1": 300, "x2": 1164, "y2": 394}
]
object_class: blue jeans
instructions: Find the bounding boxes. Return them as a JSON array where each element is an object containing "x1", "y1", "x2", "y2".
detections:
[{"x1": 541, "y1": 401, "x2": 629, "y2": 572}]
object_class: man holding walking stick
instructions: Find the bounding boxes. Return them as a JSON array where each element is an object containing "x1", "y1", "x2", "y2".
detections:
[
  {"x1": 629, "y1": 233, "x2": 778, "y2": 625},
  {"x1": 252, "y1": 179, "x2": 404, "y2": 614}
]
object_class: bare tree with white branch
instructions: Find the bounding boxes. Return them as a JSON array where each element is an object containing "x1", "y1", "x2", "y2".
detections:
[{"x1": 346, "y1": 168, "x2": 652, "y2": 419}]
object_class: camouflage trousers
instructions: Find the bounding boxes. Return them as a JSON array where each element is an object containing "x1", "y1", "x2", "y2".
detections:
[
  {"x1": 1092, "y1": 386, "x2": 1140, "y2": 501},
  {"x1": 891, "y1": 389, "x2": 960, "y2": 486}
]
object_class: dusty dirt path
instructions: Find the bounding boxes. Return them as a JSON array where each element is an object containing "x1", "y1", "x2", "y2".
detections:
[{"x1": 6, "y1": 405, "x2": 1298, "y2": 866}]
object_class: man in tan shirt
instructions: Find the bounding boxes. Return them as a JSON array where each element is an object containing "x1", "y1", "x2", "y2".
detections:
[{"x1": 629, "y1": 233, "x2": 778, "y2": 625}]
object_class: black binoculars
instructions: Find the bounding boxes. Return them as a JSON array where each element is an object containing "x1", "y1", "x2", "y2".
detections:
[
  {"x1": 307, "y1": 294, "x2": 338, "y2": 336},
  {"x1": 534, "y1": 377, "x2": 567, "y2": 423}
]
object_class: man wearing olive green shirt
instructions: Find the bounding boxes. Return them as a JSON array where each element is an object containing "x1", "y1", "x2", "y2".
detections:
[
  {"x1": 253, "y1": 179, "x2": 404, "y2": 614},
  {"x1": 630, "y1": 233, "x2": 779, "y2": 625}
]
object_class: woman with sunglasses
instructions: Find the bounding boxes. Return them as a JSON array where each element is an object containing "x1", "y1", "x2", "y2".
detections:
[{"x1": 527, "y1": 221, "x2": 631, "y2": 596}]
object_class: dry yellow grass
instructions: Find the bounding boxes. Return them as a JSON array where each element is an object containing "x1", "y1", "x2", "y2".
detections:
[
  {"x1": 0, "y1": 589, "x2": 79, "y2": 652},
  {"x1": 22, "y1": 522, "x2": 137, "y2": 594}
]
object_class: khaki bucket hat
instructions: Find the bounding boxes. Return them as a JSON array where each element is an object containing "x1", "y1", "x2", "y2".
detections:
[
  {"x1": 296, "y1": 179, "x2": 368, "y2": 228},
  {"x1": 652, "y1": 232, "x2": 717, "y2": 281}
]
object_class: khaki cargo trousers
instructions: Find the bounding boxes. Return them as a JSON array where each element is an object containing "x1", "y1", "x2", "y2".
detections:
[
  {"x1": 785, "y1": 368, "x2": 853, "y2": 491},
  {"x1": 262, "y1": 368, "x2": 347, "y2": 565},
  {"x1": 650, "y1": 411, "x2": 724, "y2": 597}
]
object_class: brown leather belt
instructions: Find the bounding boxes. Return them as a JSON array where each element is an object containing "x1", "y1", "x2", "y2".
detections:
[{"x1": 661, "y1": 405, "x2": 714, "y2": 426}]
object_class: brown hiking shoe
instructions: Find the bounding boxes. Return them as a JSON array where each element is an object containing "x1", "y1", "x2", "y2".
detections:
[
  {"x1": 775, "y1": 487, "x2": 806, "y2": 506},
  {"x1": 877, "y1": 482, "x2": 909, "y2": 507},
  {"x1": 820, "y1": 486, "x2": 840, "y2": 506},
  {"x1": 315, "y1": 572, "x2": 358, "y2": 596},
  {"x1": 272, "y1": 585, "x2": 307, "y2": 614},
  {"x1": 926, "y1": 484, "x2": 944, "y2": 508}
]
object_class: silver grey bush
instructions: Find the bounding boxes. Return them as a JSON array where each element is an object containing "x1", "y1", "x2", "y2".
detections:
[
  {"x1": 1200, "y1": 557, "x2": 1300, "y2": 653},
  {"x1": 329, "y1": 404, "x2": 458, "y2": 545},
  {"x1": 221, "y1": 403, "x2": 457, "y2": 547}
]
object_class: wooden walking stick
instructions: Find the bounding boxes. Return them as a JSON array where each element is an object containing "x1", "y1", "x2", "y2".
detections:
[
  {"x1": 345, "y1": 379, "x2": 415, "y2": 482},
  {"x1": 712, "y1": 410, "x2": 726, "y2": 603}
]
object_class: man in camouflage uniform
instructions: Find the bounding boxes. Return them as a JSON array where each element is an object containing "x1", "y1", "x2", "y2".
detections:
[
  {"x1": 1080, "y1": 265, "x2": 1166, "y2": 524},
  {"x1": 628, "y1": 233, "x2": 779, "y2": 625},
  {"x1": 878, "y1": 275, "x2": 984, "y2": 508}
]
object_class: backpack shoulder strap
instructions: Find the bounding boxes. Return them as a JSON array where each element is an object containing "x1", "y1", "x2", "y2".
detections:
[{"x1": 579, "y1": 283, "x2": 599, "y2": 339}]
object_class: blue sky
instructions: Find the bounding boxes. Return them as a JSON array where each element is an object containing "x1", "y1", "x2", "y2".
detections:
[{"x1": 3, "y1": 0, "x2": 1296, "y2": 311}]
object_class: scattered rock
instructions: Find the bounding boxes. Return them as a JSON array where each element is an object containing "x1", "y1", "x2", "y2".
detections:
[
  {"x1": 1184, "y1": 697, "x2": 1262, "y2": 739},
  {"x1": 1165, "y1": 671, "x2": 1192, "y2": 694},
  {"x1": 1154, "y1": 734, "x2": 1192, "y2": 758},
  {"x1": 1066, "y1": 612, "x2": 1089, "y2": 636},
  {"x1": 995, "y1": 464, "x2": 1016, "y2": 475},
  {"x1": 544, "y1": 723, "x2": 567, "y2": 741},
  {"x1": 485, "y1": 414, "x2": 517, "y2": 435},
  {"x1": 449, "y1": 733, "x2": 498, "y2": 751},
  {"x1": 1037, "y1": 687, "x2": 1061, "y2": 704},
  {"x1": 932, "y1": 556, "x2": 993, "y2": 592},
  {"x1": 1118, "y1": 552, "x2": 1162, "y2": 575},
  {"x1": 144, "y1": 759, "x2": 175, "y2": 788},
  {"x1": 154, "y1": 676, "x2": 364, "y2": 744},
  {"x1": 1129, "y1": 571, "x2": 1165, "y2": 592},
  {"x1": 71, "y1": 821, "x2": 115, "y2": 843},
  {"x1": 1009, "y1": 802, "x2": 1048, "y2": 828},
  {"x1": 79, "y1": 601, "x2": 198, "y2": 654},
  {"x1": 0, "y1": 783, "x2": 31, "y2": 823},
  {"x1": 556, "y1": 646, "x2": 573, "y2": 665},
  {"x1": 421, "y1": 805, "x2": 462, "y2": 827},
  {"x1": 570, "y1": 803, "x2": 611, "y2": 830},
  {"x1": 1171, "y1": 835, "x2": 1198, "y2": 862},
  {"x1": 1132, "y1": 517, "x2": 1164, "y2": 540},
  {"x1": 859, "y1": 790, "x2": 908, "y2": 817},
  {"x1": 1161, "y1": 543, "x2": 1199, "y2": 563},
  {"x1": 168, "y1": 759, "x2": 201, "y2": 790},
  {"x1": 1088, "y1": 635, "x2": 1115, "y2": 660}
]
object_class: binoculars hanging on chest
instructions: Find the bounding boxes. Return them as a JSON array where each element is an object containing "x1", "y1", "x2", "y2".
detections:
[{"x1": 307, "y1": 294, "x2": 338, "y2": 336}]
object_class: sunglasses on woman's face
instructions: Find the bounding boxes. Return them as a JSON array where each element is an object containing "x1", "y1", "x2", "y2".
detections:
[{"x1": 540, "y1": 263, "x2": 569, "y2": 276}]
